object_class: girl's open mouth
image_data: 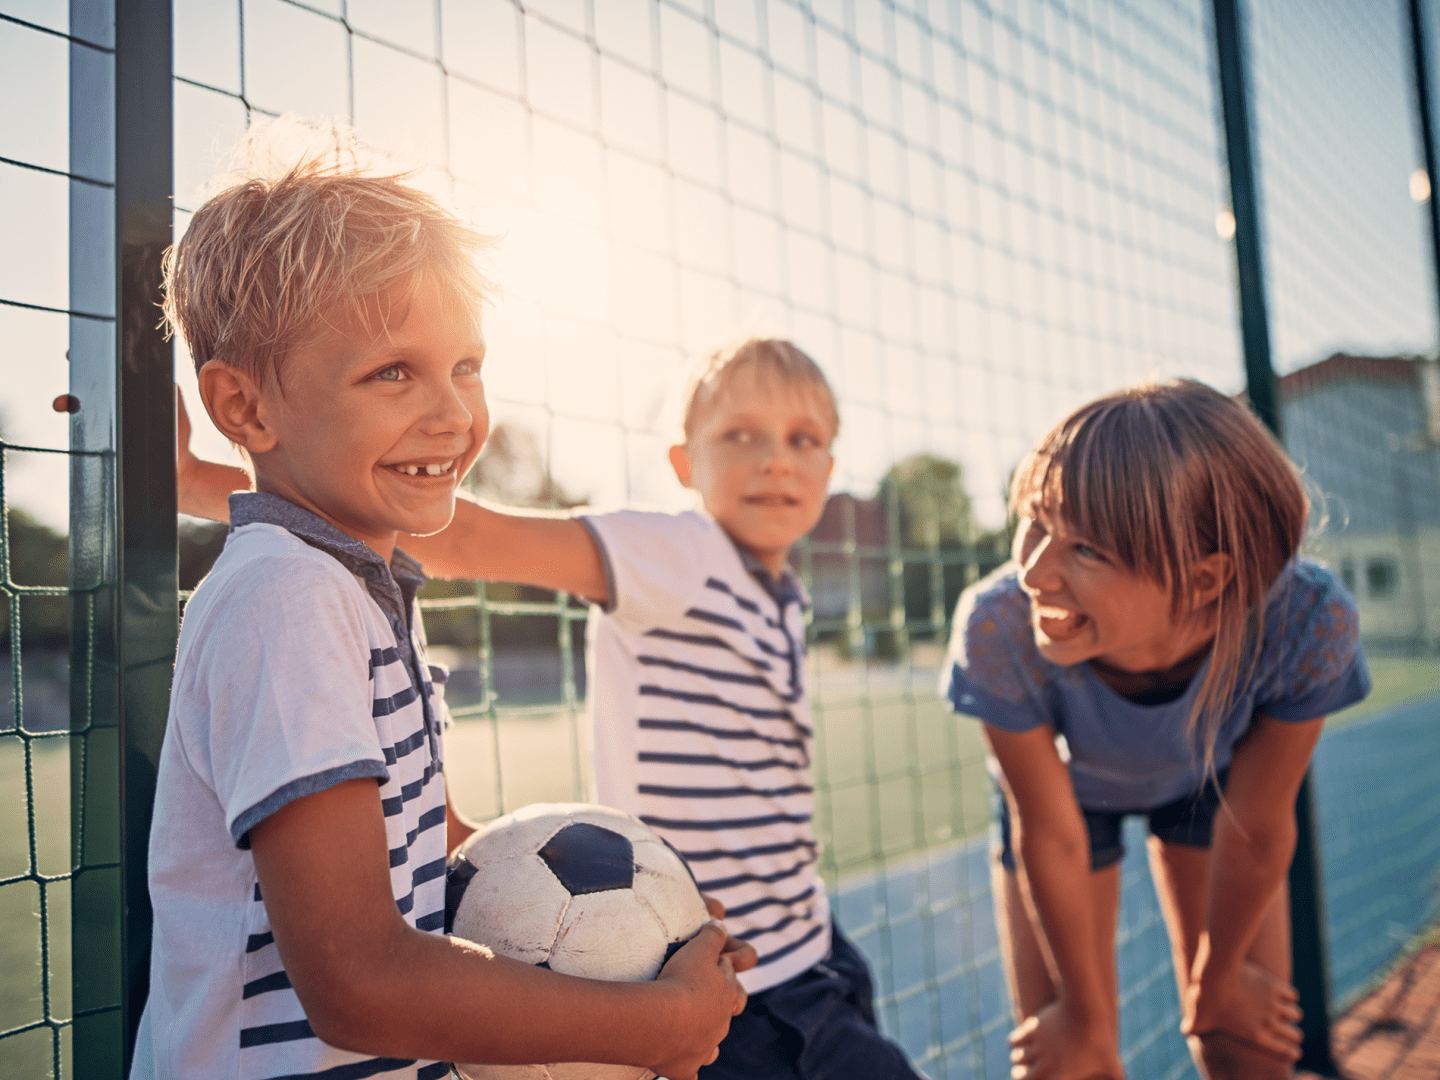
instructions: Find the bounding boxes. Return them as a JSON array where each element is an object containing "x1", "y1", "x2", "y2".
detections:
[{"x1": 1035, "y1": 605, "x2": 1089, "y2": 641}]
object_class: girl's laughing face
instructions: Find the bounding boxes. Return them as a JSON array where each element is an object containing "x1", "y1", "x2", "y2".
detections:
[{"x1": 1013, "y1": 501, "x2": 1192, "y2": 673}]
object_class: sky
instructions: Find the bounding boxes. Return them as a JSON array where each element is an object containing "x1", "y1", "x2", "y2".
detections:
[{"x1": 1, "y1": 0, "x2": 1435, "y2": 534}]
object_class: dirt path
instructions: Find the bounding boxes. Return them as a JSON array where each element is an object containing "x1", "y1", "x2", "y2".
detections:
[{"x1": 1299, "y1": 944, "x2": 1440, "y2": 1079}]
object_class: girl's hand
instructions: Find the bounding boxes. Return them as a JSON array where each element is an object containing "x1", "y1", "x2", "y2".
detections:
[
  {"x1": 1182, "y1": 959, "x2": 1302, "y2": 1064},
  {"x1": 1008, "y1": 1002, "x2": 1124, "y2": 1080},
  {"x1": 649, "y1": 921, "x2": 747, "y2": 1080}
]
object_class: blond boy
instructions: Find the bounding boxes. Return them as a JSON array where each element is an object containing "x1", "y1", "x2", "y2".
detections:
[
  {"x1": 141, "y1": 158, "x2": 751, "y2": 1080},
  {"x1": 181, "y1": 336, "x2": 923, "y2": 1080}
]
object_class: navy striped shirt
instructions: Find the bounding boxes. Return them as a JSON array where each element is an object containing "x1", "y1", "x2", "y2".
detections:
[
  {"x1": 133, "y1": 494, "x2": 450, "y2": 1080},
  {"x1": 583, "y1": 509, "x2": 831, "y2": 992}
]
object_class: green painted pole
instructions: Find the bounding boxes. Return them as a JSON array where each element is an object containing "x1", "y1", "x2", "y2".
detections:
[
  {"x1": 1209, "y1": 0, "x2": 1339, "y2": 1074},
  {"x1": 69, "y1": 0, "x2": 176, "y2": 1074}
]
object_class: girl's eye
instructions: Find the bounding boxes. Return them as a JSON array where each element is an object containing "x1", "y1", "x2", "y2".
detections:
[
  {"x1": 792, "y1": 432, "x2": 820, "y2": 450},
  {"x1": 727, "y1": 429, "x2": 753, "y2": 444},
  {"x1": 454, "y1": 359, "x2": 479, "y2": 377}
]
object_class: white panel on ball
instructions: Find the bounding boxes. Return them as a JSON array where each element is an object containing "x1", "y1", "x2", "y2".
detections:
[
  {"x1": 448, "y1": 853, "x2": 570, "y2": 965},
  {"x1": 549, "y1": 888, "x2": 669, "y2": 981},
  {"x1": 631, "y1": 839, "x2": 710, "y2": 941}
]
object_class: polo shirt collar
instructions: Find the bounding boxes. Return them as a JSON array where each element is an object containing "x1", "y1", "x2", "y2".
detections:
[
  {"x1": 228, "y1": 492, "x2": 426, "y2": 635},
  {"x1": 732, "y1": 538, "x2": 808, "y2": 611}
]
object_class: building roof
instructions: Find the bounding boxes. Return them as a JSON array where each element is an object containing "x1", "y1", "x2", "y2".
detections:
[{"x1": 1278, "y1": 353, "x2": 1425, "y2": 398}]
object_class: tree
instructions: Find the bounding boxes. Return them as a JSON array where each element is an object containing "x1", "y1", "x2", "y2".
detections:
[{"x1": 878, "y1": 453, "x2": 976, "y2": 550}]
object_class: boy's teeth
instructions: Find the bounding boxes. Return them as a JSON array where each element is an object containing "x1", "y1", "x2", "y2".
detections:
[{"x1": 393, "y1": 460, "x2": 454, "y2": 477}]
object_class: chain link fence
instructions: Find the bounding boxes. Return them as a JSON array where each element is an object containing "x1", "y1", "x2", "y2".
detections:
[{"x1": 4, "y1": 0, "x2": 1440, "y2": 1077}]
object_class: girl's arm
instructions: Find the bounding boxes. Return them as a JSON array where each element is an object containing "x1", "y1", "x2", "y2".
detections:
[
  {"x1": 1184, "y1": 713, "x2": 1320, "y2": 1057},
  {"x1": 176, "y1": 390, "x2": 610, "y2": 603},
  {"x1": 986, "y1": 724, "x2": 1124, "y2": 1079},
  {"x1": 249, "y1": 777, "x2": 752, "y2": 1079}
]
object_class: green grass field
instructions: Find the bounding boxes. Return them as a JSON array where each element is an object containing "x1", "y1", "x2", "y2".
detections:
[{"x1": 3, "y1": 655, "x2": 1438, "y2": 1077}]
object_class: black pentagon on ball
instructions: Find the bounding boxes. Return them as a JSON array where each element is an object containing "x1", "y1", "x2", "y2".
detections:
[{"x1": 538, "y1": 822, "x2": 635, "y2": 894}]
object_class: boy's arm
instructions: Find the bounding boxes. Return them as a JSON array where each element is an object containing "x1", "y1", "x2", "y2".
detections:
[
  {"x1": 176, "y1": 387, "x2": 251, "y2": 519},
  {"x1": 404, "y1": 495, "x2": 609, "y2": 607},
  {"x1": 175, "y1": 387, "x2": 609, "y2": 603},
  {"x1": 249, "y1": 777, "x2": 745, "y2": 1078}
]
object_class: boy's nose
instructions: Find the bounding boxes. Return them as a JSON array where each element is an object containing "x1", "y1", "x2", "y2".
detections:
[{"x1": 424, "y1": 381, "x2": 476, "y2": 433}]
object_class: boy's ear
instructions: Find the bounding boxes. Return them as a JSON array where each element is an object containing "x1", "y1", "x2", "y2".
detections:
[
  {"x1": 668, "y1": 443, "x2": 693, "y2": 488},
  {"x1": 1190, "y1": 552, "x2": 1234, "y2": 610},
  {"x1": 197, "y1": 360, "x2": 278, "y2": 456}
]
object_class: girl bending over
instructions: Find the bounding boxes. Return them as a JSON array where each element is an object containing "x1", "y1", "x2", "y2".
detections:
[{"x1": 943, "y1": 381, "x2": 1368, "y2": 1080}]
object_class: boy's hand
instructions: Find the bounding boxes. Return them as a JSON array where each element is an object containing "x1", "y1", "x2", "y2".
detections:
[
  {"x1": 1182, "y1": 959, "x2": 1302, "y2": 1065},
  {"x1": 1007, "y1": 1001, "x2": 1124, "y2": 1080},
  {"x1": 700, "y1": 894, "x2": 759, "y2": 975},
  {"x1": 650, "y1": 921, "x2": 747, "y2": 1080}
]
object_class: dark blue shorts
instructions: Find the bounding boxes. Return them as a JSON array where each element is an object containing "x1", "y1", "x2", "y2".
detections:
[
  {"x1": 698, "y1": 921, "x2": 925, "y2": 1080},
  {"x1": 994, "y1": 770, "x2": 1229, "y2": 873}
]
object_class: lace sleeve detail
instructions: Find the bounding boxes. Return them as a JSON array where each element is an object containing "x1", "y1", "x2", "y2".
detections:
[
  {"x1": 941, "y1": 569, "x2": 1052, "y2": 731},
  {"x1": 1258, "y1": 560, "x2": 1369, "y2": 721}
]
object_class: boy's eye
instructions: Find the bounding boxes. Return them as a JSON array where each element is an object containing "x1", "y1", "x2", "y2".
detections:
[
  {"x1": 453, "y1": 359, "x2": 480, "y2": 377},
  {"x1": 792, "y1": 432, "x2": 820, "y2": 450},
  {"x1": 726, "y1": 429, "x2": 753, "y2": 444},
  {"x1": 372, "y1": 364, "x2": 405, "y2": 382},
  {"x1": 1075, "y1": 542, "x2": 1106, "y2": 562}
]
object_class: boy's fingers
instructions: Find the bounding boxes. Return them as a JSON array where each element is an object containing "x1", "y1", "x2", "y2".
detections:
[
  {"x1": 723, "y1": 936, "x2": 759, "y2": 973},
  {"x1": 701, "y1": 893, "x2": 726, "y2": 920}
]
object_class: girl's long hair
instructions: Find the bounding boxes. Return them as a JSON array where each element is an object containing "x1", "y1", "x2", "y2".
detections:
[{"x1": 1009, "y1": 380, "x2": 1307, "y2": 774}]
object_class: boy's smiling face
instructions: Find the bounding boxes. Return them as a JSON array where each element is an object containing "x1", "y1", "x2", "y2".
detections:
[
  {"x1": 670, "y1": 365, "x2": 836, "y2": 574},
  {"x1": 231, "y1": 278, "x2": 488, "y2": 561}
]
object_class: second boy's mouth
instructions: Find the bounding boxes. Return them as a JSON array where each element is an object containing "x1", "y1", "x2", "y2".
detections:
[
  {"x1": 744, "y1": 494, "x2": 800, "y2": 507},
  {"x1": 384, "y1": 459, "x2": 456, "y2": 478}
]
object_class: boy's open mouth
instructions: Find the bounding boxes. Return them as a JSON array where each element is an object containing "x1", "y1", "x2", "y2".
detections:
[
  {"x1": 1034, "y1": 604, "x2": 1089, "y2": 641},
  {"x1": 385, "y1": 459, "x2": 455, "y2": 478}
]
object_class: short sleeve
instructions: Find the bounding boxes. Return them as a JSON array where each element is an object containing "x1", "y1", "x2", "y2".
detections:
[
  {"x1": 579, "y1": 509, "x2": 718, "y2": 628},
  {"x1": 1257, "y1": 562, "x2": 1371, "y2": 722},
  {"x1": 173, "y1": 551, "x2": 390, "y2": 848},
  {"x1": 940, "y1": 570, "x2": 1052, "y2": 733}
]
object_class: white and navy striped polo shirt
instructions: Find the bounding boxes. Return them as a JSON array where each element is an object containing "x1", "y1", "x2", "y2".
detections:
[
  {"x1": 582, "y1": 509, "x2": 831, "y2": 993},
  {"x1": 133, "y1": 493, "x2": 450, "y2": 1080}
]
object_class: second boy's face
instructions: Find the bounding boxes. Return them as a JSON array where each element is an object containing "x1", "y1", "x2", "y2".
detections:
[
  {"x1": 673, "y1": 368, "x2": 835, "y2": 573},
  {"x1": 252, "y1": 279, "x2": 488, "y2": 558}
]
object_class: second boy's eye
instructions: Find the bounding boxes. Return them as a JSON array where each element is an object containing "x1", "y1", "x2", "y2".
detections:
[{"x1": 1074, "y1": 542, "x2": 1107, "y2": 562}]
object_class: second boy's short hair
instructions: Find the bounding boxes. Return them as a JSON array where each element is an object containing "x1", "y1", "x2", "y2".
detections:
[
  {"x1": 680, "y1": 338, "x2": 840, "y2": 439},
  {"x1": 162, "y1": 150, "x2": 490, "y2": 384}
]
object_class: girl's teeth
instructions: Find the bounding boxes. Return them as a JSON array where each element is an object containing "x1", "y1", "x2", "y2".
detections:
[
  {"x1": 405, "y1": 465, "x2": 419, "y2": 476},
  {"x1": 425, "y1": 463, "x2": 444, "y2": 476}
]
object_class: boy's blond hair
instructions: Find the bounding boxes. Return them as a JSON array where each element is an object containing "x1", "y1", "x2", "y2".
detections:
[
  {"x1": 680, "y1": 338, "x2": 840, "y2": 440},
  {"x1": 162, "y1": 144, "x2": 490, "y2": 384}
]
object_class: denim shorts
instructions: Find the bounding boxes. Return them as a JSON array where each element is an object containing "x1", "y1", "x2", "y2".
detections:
[
  {"x1": 698, "y1": 921, "x2": 925, "y2": 1080},
  {"x1": 993, "y1": 769, "x2": 1230, "y2": 872}
]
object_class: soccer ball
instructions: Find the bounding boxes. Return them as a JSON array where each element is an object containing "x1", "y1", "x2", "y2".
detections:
[{"x1": 445, "y1": 802, "x2": 711, "y2": 1080}]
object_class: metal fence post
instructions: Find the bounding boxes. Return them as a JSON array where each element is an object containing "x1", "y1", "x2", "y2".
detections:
[
  {"x1": 1209, "y1": 0, "x2": 1339, "y2": 1074},
  {"x1": 69, "y1": 0, "x2": 176, "y2": 1075}
]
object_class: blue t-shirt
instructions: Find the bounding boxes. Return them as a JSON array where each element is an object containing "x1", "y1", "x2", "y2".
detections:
[{"x1": 940, "y1": 559, "x2": 1370, "y2": 810}]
